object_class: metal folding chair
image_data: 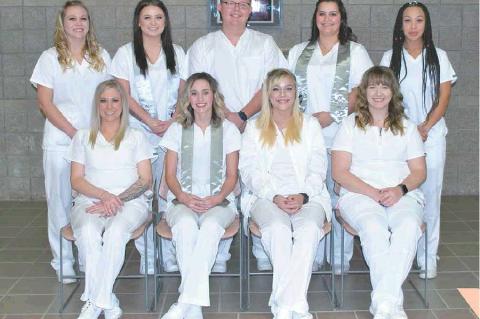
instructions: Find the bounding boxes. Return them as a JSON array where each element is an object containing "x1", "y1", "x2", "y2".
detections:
[
  {"x1": 335, "y1": 209, "x2": 429, "y2": 308},
  {"x1": 152, "y1": 212, "x2": 248, "y2": 311},
  {"x1": 245, "y1": 218, "x2": 337, "y2": 309}
]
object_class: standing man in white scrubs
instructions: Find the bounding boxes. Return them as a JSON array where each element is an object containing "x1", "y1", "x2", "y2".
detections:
[{"x1": 186, "y1": 0, "x2": 288, "y2": 271}]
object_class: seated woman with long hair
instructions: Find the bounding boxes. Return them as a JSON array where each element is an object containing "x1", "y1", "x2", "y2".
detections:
[
  {"x1": 160, "y1": 72, "x2": 241, "y2": 319},
  {"x1": 239, "y1": 68, "x2": 332, "y2": 319},
  {"x1": 68, "y1": 79, "x2": 154, "y2": 319},
  {"x1": 332, "y1": 66, "x2": 426, "y2": 319}
]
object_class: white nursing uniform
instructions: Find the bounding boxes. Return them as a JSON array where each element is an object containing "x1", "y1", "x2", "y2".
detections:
[
  {"x1": 380, "y1": 48, "x2": 457, "y2": 271},
  {"x1": 187, "y1": 29, "x2": 288, "y2": 112},
  {"x1": 160, "y1": 121, "x2": 240, "y2": 306},
  {"x1": 187, "y1": 28, "x2": 288, "y2": 264},
  {"x1": 288, "y1": 40, "x2": 373, "y2": 269},
  {"x1": 110, "y1": 42, "x2": 186, "y2": 270},
  {"x1": 29, "y1": 47, "x2": 111, "y2": 272},
  {"x1": 239, "y1": 115, "x2": 331, "y2": 316},
  {"x1": 68, "y1": 128, "x2": 154, "y2": 309},
  {"x1": 334, "y1": 114, "x2": 425, "y2": 312}
]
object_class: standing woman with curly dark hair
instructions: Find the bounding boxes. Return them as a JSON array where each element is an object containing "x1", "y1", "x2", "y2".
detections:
[
  {"x1": 380, "y1": 1, "x2": 457, "y2": 280},
  {"x1": 288, "y1": 0, "x2": 373, "y2": 273},
  {"x1": 30, "y1": 0, "x2": 111, "y2": 285},
  {"x1": 333, "y1": 66, "x2": 426, "y2": 319},
  {"x1": 110, "y1": 0, "x2": 187, "y2": 275}
]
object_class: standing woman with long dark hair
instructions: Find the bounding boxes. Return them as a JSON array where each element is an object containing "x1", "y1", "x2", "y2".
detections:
[
  {"x1": 288, "y1": 0, "x2": 373, "y2": 273},
  {"x1": 110, "y1": 0, "x2": 186, "y2": 274},
  {"x1": 30, "y1": 0, "x2": 111, "y2": 283},
  {"x1": 380, "y1": 1, "x2": 457, "y2": 279}
]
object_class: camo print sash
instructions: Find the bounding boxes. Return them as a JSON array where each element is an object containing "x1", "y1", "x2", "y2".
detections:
[
  {"x1": 295, "y1": 41, "x2": 351, "y2": 123},
  {"x1": 180, "y1": 125, "x2": 223, "y2": 195}
]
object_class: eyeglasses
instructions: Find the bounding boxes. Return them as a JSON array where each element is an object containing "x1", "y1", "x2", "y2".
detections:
[{"x1": 221, "y1": 1, "x2": 251, "y2": 10}]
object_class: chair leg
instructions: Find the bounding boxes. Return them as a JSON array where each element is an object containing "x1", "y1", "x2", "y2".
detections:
[
  {"x1": 153, "y1": 217, "x2": 159, "y2": 311},
  {"x1": 59, "y1": 229, "x2": 65, "y2": 313},
  {"x1": 240, "y1": 213, "x2": 248, "y2": 311},
  {"x1": 144, "y1": 228, "x2": 149, "y2": 311},
  {"x1": 424, "y1": 225, "x2": 429, "y2": 307},
  {"x1": 330, "y1": 226, "x2": 336, "y2": 308},
  {"x1": 340, "y1": 227, "x2": 345, "y2": 308},
  {"x1": 246, "y1": 224, "x2": 251, "y2": 310}
]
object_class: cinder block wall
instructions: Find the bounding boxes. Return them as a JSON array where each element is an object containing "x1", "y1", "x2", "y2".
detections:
[{"x1": 0, "y1": 0, "x2": 478, "y2": 200}]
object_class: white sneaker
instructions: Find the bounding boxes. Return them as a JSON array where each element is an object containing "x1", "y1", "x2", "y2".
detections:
[
  {"x1": 104, "y1": 296, "x2": 122, "y2": 319},
  {"x1": 77, "y1": 300, "x2": 101, "y2": 319},
  {"x1": 333, "y1": 264, "x2": 350, "y2": 276},
  {"x1": 292, "y1": 311, "x2": 313, "y2": 319},
  {"x1": 274, "y1": 308, "x2": 292, "y2": 319},
  {"x1": 161, "y1": 303, "x2": 190, "y2": 319},
  {"x1": 163, "y1": 260, "x2": 179, "y2": 272},
  {"x1": 391, "y1": 307, "x2": 408, "y2": 319},
  {"x1": 211, "y1": 260, "x2": 227, "y2": 273},
  {"x1": 186, "y1": 305, "x2": 203, "y2": 319},
  {"x1": 418, "y1": 268, "x2": 437, "y2": 279},
  {"x1": 256, "y1": 258, "x2": 272, "y2": 271},
  {"x1": 370, "y1": 302, "x2": 393, "y2": 319},
  {"x1": 139, "y1": 256, "x2": 154, "y2": 275},
  {"x1": 57, "y1": 265, "x2": 77, "y2": 284}
]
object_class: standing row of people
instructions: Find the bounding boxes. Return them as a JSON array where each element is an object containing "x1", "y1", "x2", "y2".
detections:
[{"x1": 29, "y1": 0, "x2": 456, "y2": 318}]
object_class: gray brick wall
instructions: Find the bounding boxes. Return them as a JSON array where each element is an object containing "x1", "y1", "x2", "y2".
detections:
[{"x1": 0, "y1": 0, "x2": 478, "y2": 199}]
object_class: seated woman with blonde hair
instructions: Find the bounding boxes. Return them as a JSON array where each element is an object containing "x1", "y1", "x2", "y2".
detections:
[
  {"x1": 68, "y1": 79, "x2": 154, "y2": 319},
  {"x1": 332, "y1": 66, "x2": 426, "y2": 319},
  {"x1": 160, "y1": 72, "x2": 241, "y2": 319},
  {"x1": 239, "y1": 68, "x2": 331, "y2": 319}
]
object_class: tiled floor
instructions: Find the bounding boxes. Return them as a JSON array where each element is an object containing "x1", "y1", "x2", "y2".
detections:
[{"x1": 0, "y1": 196, "x2": 478, "y2": 319}]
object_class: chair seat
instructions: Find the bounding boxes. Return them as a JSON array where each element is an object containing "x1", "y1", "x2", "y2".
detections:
[
  {"x1": 249, "y1": 220, "x2": 332, "y2": 237},
  {"x1": 156, "y1": 215, "x2": 240, "y2": 240},
  {"x1": 61, "y1": 212, "x2": 153, "y2": 242}
]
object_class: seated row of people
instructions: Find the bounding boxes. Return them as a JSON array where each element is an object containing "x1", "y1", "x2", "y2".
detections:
[{"x1": 70, "y1": 65, "x2": 426, "y2": 319}]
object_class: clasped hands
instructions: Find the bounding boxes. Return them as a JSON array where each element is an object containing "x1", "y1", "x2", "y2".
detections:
[
  {"x1": 273, "y1": 194, "x2": 304, "y2": 215},
  {"x1": 86, "y1": 191, "x2": 123, "y2": 217},
  {"x1": 178, "y1": 192, "x2": 224, "y2": 214},
  {"x1": 371, "y1": 186, "x2": 403, "y2": 207}
]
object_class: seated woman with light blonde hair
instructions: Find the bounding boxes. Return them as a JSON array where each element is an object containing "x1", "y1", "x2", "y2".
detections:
[{"x1": 239, "y1": 68, "x2": 332, "y2": 319}]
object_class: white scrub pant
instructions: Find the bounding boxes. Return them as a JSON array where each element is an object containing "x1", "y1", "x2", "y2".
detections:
[
  {"x1": 166, "y1": 204, "x2": 236, "y2": 306},
  {"x1": 416, "y1": 137, "x2": 445, "y2": 271},
  {"x1": 135, "y1": 149, "x2": 176, "y2": 269},
  {"x1": 251, "y1": 199, "x2": 326, "y2": 315},
  {"x1": 71, "y1": 198, "x2": 149, "y2": 309},
  {"x1": 43, "y1": 150, "x2": 74, "y2": 271},
  {"x1": 315, "y1": 152, "x2": 353, "y2": 268},
  {"x1": 338, "y1": 194, "x2": 423, "y2": 312}
]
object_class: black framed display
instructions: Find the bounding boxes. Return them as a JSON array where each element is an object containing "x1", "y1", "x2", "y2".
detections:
[{"x1": 210, "y1": 0, "x2": 281, "y2": 26}]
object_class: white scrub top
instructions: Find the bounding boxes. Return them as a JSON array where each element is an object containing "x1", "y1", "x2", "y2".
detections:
[
  {"x1": 332, "y1": 113, "x2": 425, "y2": 202},
  {"x1": 67, "y1": 128, "x2": 154, "y2": 201},
  {"x1": 160, "y1": 120, "x2": 241, "y2": 209},
  {"x1": 110, "y1": 42, "x2": 187, "y2": 145},
  {"x1": 30, "y1": 47, "x2": 111, "y2": 151},
  {"x1": 380, "y1": 48, "x2": 457, "y2": 142},
  {"x1": 288, "y1": 41, "x2": 373, "y2": 148},
  {"x1": 186, "y1": 29, "x2": 288, "y2": 113}
]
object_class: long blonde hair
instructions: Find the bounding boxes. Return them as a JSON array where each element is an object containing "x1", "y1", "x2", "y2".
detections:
[
  {"x1": 89, "y1": 80, "x2": 130, "y2": 150},
  {"x1": 256, "y1": 68, "x2": 303, "y2": 148},
  {"x1": 54, "y1": 0, "x2": 105, "y2": 72},
  {"x1": 355, "y1": 66, "x2": 406, "y2": 135},
  {"x1": 176, "y1": 72, "x2": 226, "y2": 128}
]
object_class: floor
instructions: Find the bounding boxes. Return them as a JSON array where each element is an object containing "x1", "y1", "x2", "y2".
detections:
[{"x1": 0, "y1": 196, "x2": 478, "y2": 319}]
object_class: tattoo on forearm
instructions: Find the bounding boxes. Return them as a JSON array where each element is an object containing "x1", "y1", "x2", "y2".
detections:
[{"x1": 118, "y1": 179, "x2": 149, "y2": 202}]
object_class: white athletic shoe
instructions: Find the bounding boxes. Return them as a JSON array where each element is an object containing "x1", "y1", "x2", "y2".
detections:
[{"x1": 77, "y1": 300, "x2": 101, "y2": 319}]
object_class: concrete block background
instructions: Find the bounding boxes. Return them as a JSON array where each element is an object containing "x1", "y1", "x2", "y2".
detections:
[{"x1": 0, "y1": 0, "x2": 477, "y2": 199}]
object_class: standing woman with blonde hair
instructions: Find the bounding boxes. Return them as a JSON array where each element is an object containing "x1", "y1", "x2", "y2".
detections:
[
  {"x1": 240, "y1": 69, "x2": 331, "y2": 319},
  {"x1": 30, "y1": 0, "x2": 111, "y2": 283},
  {"x1": 380, "y1": 1, "x2": 457, "y2": 279},
  {"x1": 110, "y1": 0, "x2": 187, "y2": 274}
]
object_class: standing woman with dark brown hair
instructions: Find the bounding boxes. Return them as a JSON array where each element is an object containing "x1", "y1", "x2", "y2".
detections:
[
  {"x1": 30, "y1": 0, "x2": 111, "y2": 284},
  {"x1": 288, "y1": 0, "x2": 373, "y2": 273},
  {"x1": 110, "y1": 0, "x2": 187, "y2": 275},
  {"x1": 380, "y1": 1, "x2": 457, "y2": 280}
]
